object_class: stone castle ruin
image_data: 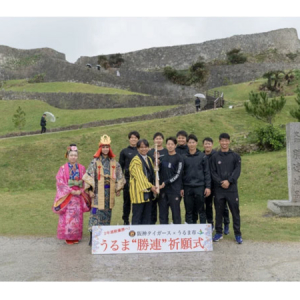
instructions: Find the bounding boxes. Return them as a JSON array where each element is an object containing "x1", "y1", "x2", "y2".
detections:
[{"x1": 1, "y1": 28, "x2": 300, "y2": 103}]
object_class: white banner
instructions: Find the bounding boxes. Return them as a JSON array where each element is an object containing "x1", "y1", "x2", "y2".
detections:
[{"x1": 92, "y1": 224, "x2": 213, "y2": 254}]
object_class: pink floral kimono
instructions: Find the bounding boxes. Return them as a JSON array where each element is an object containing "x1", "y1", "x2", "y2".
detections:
[{"x1": 53, "y1": 163, "x2": 91, "y2": 241}]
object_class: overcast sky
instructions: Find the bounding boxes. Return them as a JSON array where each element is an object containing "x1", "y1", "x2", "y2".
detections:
[{"x1": 1, "y1": 8, "x2": 300, "y2": 63}]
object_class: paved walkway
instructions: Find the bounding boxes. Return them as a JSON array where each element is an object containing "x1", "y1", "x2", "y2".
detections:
[{"x1": 0, "y1": 236, "x2": 299, "y2": 281}]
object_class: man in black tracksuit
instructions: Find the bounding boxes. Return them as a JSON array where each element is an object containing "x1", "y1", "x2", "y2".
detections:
[
  {"x1": 203, "y1": 137, "x2": 230, "y2": 233},
  {"x1": 181, "y1": 134, "x2": 211, "y2": 224},
  {"x1": 211, "y1": 133, "x2": 242, "y2": 244},
  {"x1": 158, "y1": 137, "x2": 184, "y2": 224},
  {"x1": 147, "y1": 132, "x2": 168, "y2": 224},
  {"x1": 119, "y1": 131, "x2": 140, "y2": 225},
  {"x1": 175, "y1": 130, "x2": 189, "y2": 156}
]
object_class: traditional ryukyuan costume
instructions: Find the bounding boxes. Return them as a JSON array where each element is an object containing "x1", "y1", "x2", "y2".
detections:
[
  {"x1": 83, "y1": 135, "x2": 125, "y2": 236},
  {"x1": 53, "y1": 146, "x2": 91, "y2": 244}
]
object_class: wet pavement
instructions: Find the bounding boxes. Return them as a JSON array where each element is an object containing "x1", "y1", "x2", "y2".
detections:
[{"x1": 1, "y1": 236, "x2": 300, "y2": 281}]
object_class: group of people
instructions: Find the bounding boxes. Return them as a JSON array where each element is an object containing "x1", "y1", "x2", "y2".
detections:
[{"x1": 53, "y1": 130, "x2": 243, "y2": 246}]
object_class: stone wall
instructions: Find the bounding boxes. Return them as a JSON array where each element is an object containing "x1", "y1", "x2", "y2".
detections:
[
  {"x1": 0, "y1": 56, "x2": 198, "y2": 98},
  {"x1": 206, "y1": 62, "x2": 300, "y2": 89},
  {"x1": 0, "y1": 91, "x2": 193, "y2": 109},
  {"x1": 75, "y1": 28, "x2": 300, "y2": 70}
]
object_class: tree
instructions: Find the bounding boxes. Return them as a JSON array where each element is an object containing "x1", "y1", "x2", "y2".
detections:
[
  {"x1": 189, "y1": 61, "x2": 208, "y2": 84},
  {"x1": 12, "y1": 106, "x2": 26, "y2": 131},
  {"x1": 284, "y1": 70, "x2": 294, "y2": 85},
  {"x1": 226, "y1": 49, "x2": 247, "y2": 64},
  {"x1": 290, "y1": 85, "x2": 300, "y2": 121},
  {"x1": 244, "y1": 91, "x2": 286, "y2": 124},
  {"x1": 261, "y1": 70, "x2": 284, "y2": 92}
]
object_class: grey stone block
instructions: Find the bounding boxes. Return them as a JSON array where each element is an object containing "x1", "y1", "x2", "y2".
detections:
[{"x1": 267, "y1": 200, "x2": 300, "y2": 217}]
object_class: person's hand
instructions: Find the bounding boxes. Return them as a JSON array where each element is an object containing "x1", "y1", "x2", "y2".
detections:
[
  {"x1": 221, "y1": 180, "x2": 230, "y2": 189},
  {"x1": 89, "y1": 191, "x2": 95, "y2": 198},
  {"x1": 71, "y1": 190, "x2": 77, "y2": 195},
  {"x1": 116, "y1": 191, "x2": 120, "y2": 197},
  {"x1": 180, "y1": 189, "x2": 184, "y2": 197},
  {"x1": 151, "y1": 186, "x2": 158, "y2": 195},
  {"x1": 76, "y1": 190, "x2": 81, "y2": 195},
  {"x1": 159, "y1": 182, "x2": 165, "y2": 189},
  {"x1": 204, "y1": 188, "x2": 211, "y2": 197}
]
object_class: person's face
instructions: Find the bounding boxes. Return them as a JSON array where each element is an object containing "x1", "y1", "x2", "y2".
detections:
[
  {"x1": 187, "y1": 139, "x2": 197, "y2": 151},
  {"x1": 177, "y1": 135, "x2": 187, "y2": 146},
  {"x1": 129, "y1": 135, "x2": 139, "y2": 147},
  {"x1": 68, "y1": 151, "x2": 78, "y2": 164},
  {"x1": 102, "y1": 145, "x2": 110, "y2": 156},
  {"x1": 203, "y1": 141, "x2": 213, "y2": 153},
  {"x1": 154, "y1": 136, "x2": 164, "y2": 147},
  {"x1": 166, "y1": 140, "x2": 176, "y2": 153},
  {"x1": 137, "y1": 143, "x2": 149, "y2": 156},
  {"x1": 219, "y1": 138, "x2": 230, "y2": 150}
]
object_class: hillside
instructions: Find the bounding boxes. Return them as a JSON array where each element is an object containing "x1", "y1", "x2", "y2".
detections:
[{"x1": 0, "y1": 104, "x2": 299, "y2": 241}]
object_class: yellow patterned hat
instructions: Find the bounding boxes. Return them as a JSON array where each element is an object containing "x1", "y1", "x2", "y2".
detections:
[{"x1": 99, "y1": 134, "x2": 111, "y2": 146}]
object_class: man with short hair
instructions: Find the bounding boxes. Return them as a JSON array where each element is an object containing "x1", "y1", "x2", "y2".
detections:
[
  {"x1": 129, "y1": 139, "x2": 158, "y2": 225},
  {"x1": 175, "y1": 130, "x2": 189, "y2": 156},
  {"x1": 181, "y1": 134, "x2": 211, "y2": 224},
  {"x1": 158, "y1": 137, "x2": 184, "y2": 224},
  {"x1": 148, "y1": 132, "x2": 168, "y2": 224},
  {"x1": 119, "y1": 131, "x2": 140, "y2": 225},
  {"x1": 211, "y1": 133, "x2": 242, "y2": 244},
  {"x1": 203, "y1": 137, "x2": 230, "y2": 233}
]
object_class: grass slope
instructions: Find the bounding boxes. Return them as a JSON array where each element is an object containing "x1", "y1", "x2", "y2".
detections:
[
  {"x1": 0, "y1": 104, "x2": 299, "y2": 242},
  {"x1": 0, "y1": 100, "x2": 176, "y2": 135},
  {"x1": 1, "y1": 79, "x2": 146, "y2": 95}
]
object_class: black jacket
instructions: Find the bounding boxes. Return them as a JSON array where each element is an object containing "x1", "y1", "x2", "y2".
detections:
[
  {"x1": 175, "y1": 144, "x2": 189, "y2": 156},
  {"x1": 119, "y1": 146, "x2": 138, "y2": 179},
  {"x1": 159, "y1": 153, "x2": 184, "y2": 195},
  {"x1": 182, "y1": 149, "x2": 211, "y2": 188},
  {"x1": 40, "y1": 116, "x2": 46, "y2": 126},
  {"x1": 210, "y1": 149, "x2": 241, "y2": 193},
  {"x1": 204, "y1": 149, "x2": 217, "y2": 190}
]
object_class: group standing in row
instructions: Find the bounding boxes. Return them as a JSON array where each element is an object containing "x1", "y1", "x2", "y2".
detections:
[{"x1": 53, "y1": 130, "x2": 242, "y2": 246}]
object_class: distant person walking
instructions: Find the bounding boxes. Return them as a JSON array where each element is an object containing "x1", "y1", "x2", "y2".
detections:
[
  {"x1": 40, "y1": 113, "x2": 47, "y2": 134},
  {"x1": 195, "y1": 97, "x2": 201, "y2": 112}
]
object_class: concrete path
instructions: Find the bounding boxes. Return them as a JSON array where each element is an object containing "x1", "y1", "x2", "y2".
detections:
[{"x1": 1, "y1": 236, "x2": 300, "y2": 281}]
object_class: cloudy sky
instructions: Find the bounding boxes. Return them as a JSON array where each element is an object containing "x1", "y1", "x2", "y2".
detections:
[{"x1": 1, "y1": 2, "x2": 300, "y2": 63}]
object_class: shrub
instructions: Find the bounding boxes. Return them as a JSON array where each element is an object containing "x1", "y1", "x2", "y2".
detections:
[
  {"x1": 255, "y1": 125, "x2": 286, "y2": 151},
  {"x1": 286, "y1": 53, "x2": 298, "y2": 61},
  {"x1": 226, "y1": 49, "x2": 247, "y2": 64},
  {"x1": 12, "y1": 106, "x2": 26, "y2": 131},
  {"x1": 28, "y1": 73, "x2": 45, "y2": 83}
]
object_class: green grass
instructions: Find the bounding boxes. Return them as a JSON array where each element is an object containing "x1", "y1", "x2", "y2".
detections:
[
  {"x1": 0, "y1": 100, "x2": 177, "y2": 135},
  {"x1": 0, "y1": 150, "x2": 299, "y2": 242},
  {"x1": 1, "y1": 77, "x2": 300, "y2": 242},
  {"x1": 209, "y1": 77, "x2": 300, "y2": 106},
  {"x1": 1, "y1": 79, "x2": 146, "y2": 95}
]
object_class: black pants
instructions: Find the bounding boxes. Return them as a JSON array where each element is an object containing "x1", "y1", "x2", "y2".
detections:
[
  {"x1": 184, "y1": 186, "x2": 206, "y2": 224},
  {"x1": 132, "y1": 201, "x2": 152, "y2": 225},
  {"x1": 151, "y1": 197, "x2": 158, "y2": 224},
  {"x1": 41, "y1": 126, "x2": 46, "y2": 133},
  {"x1": 158, "y1": 192, "x2": 181, "y2": 224},
  {"x1": 196, "y1": 105, "x2": 200, "y2": 112},
  {"x1": 122, "y1": 182, "x2": 131, "y2": 223},
  {"x1": 215, "y1": 191, "x2": 241, "y2": 236},
  {"x1": 205, "y1": 193, "x2": 230, "y2": 225}
]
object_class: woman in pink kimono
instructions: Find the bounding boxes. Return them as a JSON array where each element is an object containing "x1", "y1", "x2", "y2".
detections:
[{"x1": 53, "y1": 144, "x2": 91, "y2": 244}]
